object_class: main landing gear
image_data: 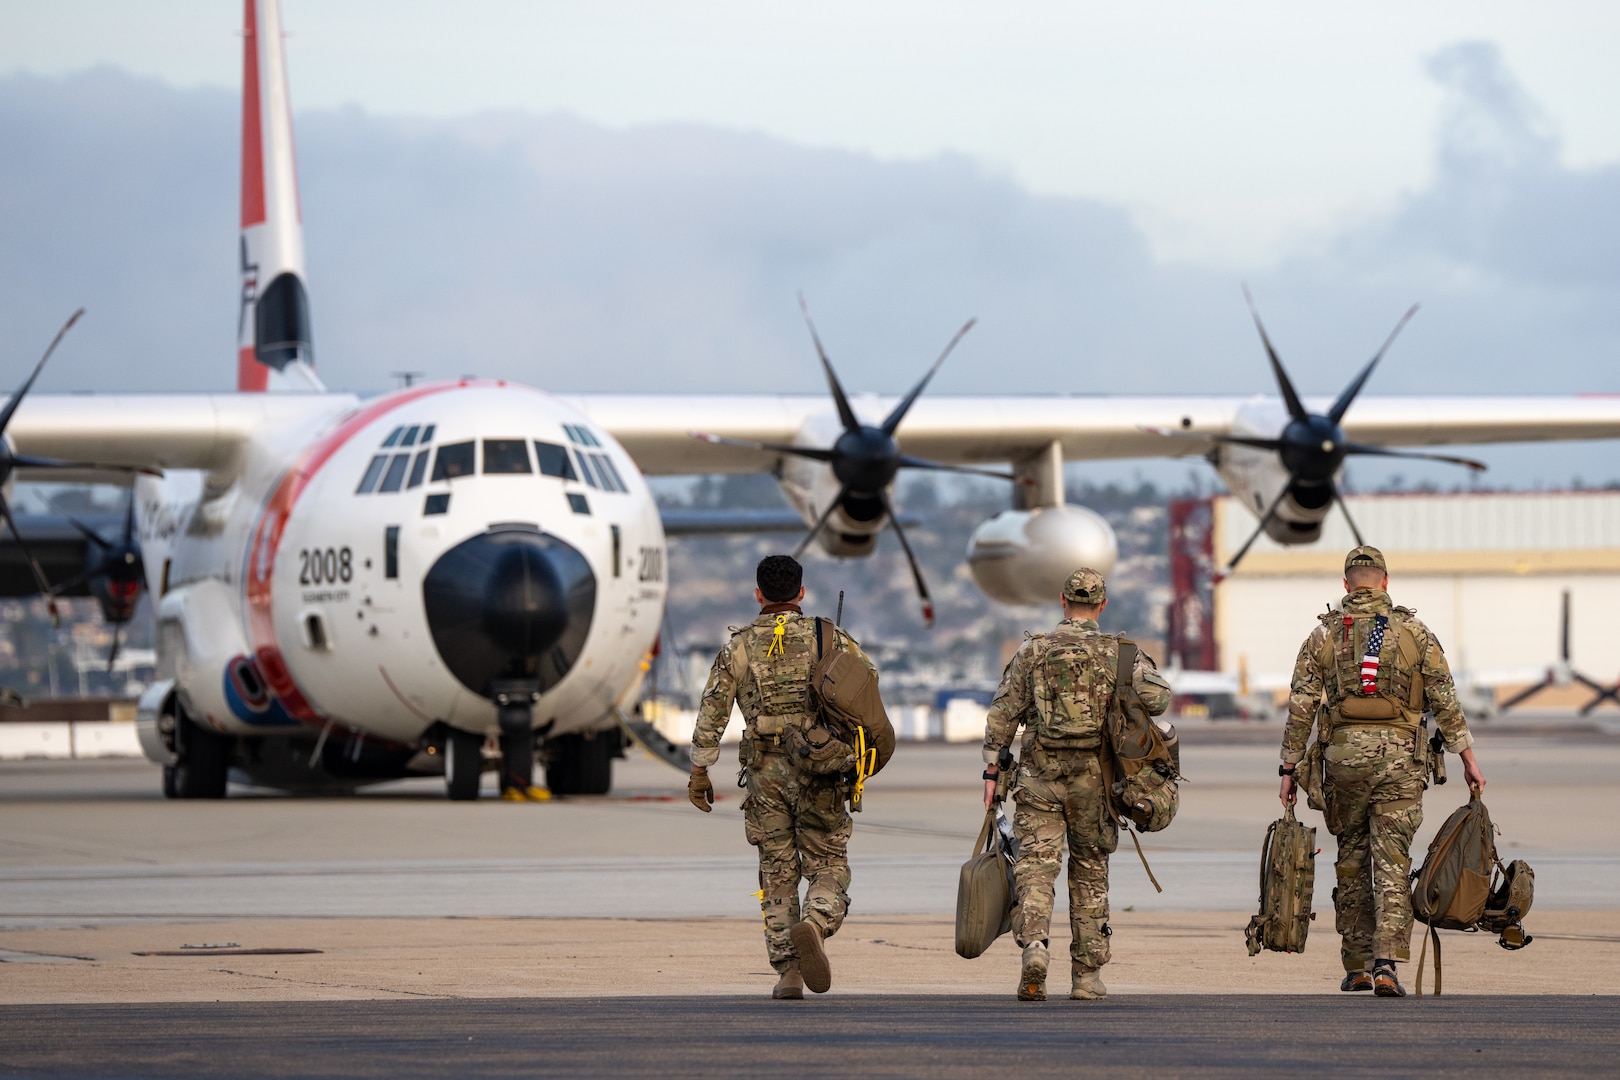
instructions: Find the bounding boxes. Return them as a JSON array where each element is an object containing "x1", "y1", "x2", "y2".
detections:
[{"x1": 164, "y1": 712, "x2": 231, "y2": 799}]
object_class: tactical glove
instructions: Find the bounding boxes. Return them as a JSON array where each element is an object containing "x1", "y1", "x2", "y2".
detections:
[{"x1": 688, "y1": 770, "x2": 714, "y2": 812}]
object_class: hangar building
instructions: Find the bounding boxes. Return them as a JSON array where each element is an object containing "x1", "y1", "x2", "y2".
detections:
[{"x1": 1172, "y1": 490, "x2": 1620, "y2": 707}]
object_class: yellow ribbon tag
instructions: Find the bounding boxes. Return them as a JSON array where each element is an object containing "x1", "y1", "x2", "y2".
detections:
[{"x1": 764, "y1": 614, "x2": 788, "y2": 658}]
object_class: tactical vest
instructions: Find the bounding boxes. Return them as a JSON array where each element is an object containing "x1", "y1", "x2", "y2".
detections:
[
  {"x1": 1029, "y1": 627, "x2": 1116, "y2": 751},
  {"x1": 730, "y1": 614, "x2": 819, "y2": 743},
  {"x1": 1313, "y1": 605, "x2": 1426, "y2": 733}
]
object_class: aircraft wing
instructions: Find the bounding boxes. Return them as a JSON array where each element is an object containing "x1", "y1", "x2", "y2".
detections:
[
  {"x1": 567, "y1": 394, "x2": 1620, "y2": 474},
  {"x1": 6, "y1": 391, "x2": 1619, "y2": 478},
  {"x1": 4, "y1": 394, "x2": 358, "y2": 474},
  {"x1": 658, "y1": 508, "x2": 813, "y2": 536}
]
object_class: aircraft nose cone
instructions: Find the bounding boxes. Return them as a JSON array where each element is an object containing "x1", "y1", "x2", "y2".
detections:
[{"x1": 422, "y1": 526, "x2": 596, "y2": 698}]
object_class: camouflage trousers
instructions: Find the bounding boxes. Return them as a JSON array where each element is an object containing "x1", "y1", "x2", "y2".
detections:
[
  {"x1": 1323, "y1": 725, "x2": 1427, "y2": 972},
  {"x1": 742, "y1": 750, "x2": 853, "y2": 973},
  {"x1": 1010, "y1": 752, "x2": 1120, "y2": 970}
]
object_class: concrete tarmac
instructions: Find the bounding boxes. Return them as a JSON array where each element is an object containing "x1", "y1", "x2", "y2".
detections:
[
  {"x1": 4, "y1": 996, "x2": 1619, "y2": 1079},
  {"x1": 3, "y1": 726, "x2": 1618, "y2": 1076}
]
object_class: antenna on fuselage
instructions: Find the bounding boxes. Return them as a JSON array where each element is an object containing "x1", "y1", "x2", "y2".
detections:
[{"x1": 391, "y1": 371, "x2": 424, "y2": 388}]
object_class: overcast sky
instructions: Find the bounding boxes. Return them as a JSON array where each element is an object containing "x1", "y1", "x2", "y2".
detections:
[{"x1": 1, "y1": 2, "x2": 1617, "y2": 487}]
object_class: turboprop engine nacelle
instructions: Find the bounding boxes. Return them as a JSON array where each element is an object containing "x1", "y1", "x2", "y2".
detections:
[{"x1": 966, "y1": 505, "x2": 1118, "y2": 607}]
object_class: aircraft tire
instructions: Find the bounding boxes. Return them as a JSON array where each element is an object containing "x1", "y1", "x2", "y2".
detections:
[
  {"x1": 444, "y1": 728, "x2": 483, "y2": 801},
  {"x1": 546, "y1": 732, "x2": 614, "y2": 796},
  {"x1": 172, "y1": 718, "x2": 229, "y2": 799},
  {"x1": 498, "y1": 730, "x2": 535, "y2": 795}
]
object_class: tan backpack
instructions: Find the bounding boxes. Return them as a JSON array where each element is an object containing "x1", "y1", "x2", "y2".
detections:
[
  {"x1": 1410, "y1": 789, "x2": 1535, "y2": 995},
  {"x1": 1246, "y1": 803, "x2": 1317, "y2": 955},
  {"x1": 798, "y1": 618, "x2": 895, "y2": 810},
  {"x1": 1102, "y1": 639, "x2": 1181, "y2": 833}
]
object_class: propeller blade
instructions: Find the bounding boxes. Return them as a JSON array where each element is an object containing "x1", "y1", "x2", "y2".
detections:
[
  {"x1": 1572, "y1": 672, "x2": 1607, "y2": 694},
  {"x1": 1221, "y1": 484, "x2": 1291, "y2": 578},
  {"x1": 1139, "y1": 426, "x2": 1284, "y2": 453},
  {"x1": 895, "y1": 454, "x2": 1014, "y2": 481},
  {"x1": 0, "y1": 491, "x2": 59, "y2": 626},
  {"x1": 691, "y1": 433, "x2": 837, "y2": 462},
  {"x1": 1578, "y1": 683, "x2": 1620, "y2": 716},
  {"x1": 792, "y1": 488, "x2": 848, "y2": 559},
  {"x1": 797, "y1": 294, "x2": 860, "y2": 433},
  {"x1": 0, "y1": 308, "x2": 83, "y2": 439},
  {"x1": 1332, "y1": 486, "x2": 1366, "y2": 547},
  {"x1": 5, "y1": 453, "x2": 163, "y2": 477},
  {"x1": 1242, "y1": 285, "x2": 1308, "y2": 423},
  {"x1": 880, "y1": 317, "x2": 977, "y2": 436},
  {"x1": 1497, "y1": 678, "x2": 1550, "y2": 711},
  {"x1": 879, "y1": 490, "x2": 933, "y2": 626},
  {"x1": 107, "y1": 623, "x2": 121, "y2": 673},
  {"x1": 1327, "y1": 304, "x2": 1420, "y2": 424},
  {"x1": 122, "y1": 487, "x2": 138, "y2": 543},
  {"x1": 61, "y1": 515, "x2": 110, "y2": 549},
  {"x1": 45, "y1": 571, "x2": 91, "y2": 599},
  {"x1": 1340, "y1": 443, "x2": 1486, "y2": 472}
]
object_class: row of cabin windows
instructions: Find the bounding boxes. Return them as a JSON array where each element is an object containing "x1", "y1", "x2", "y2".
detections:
[{"x1": 357, "y1": 438, "x2": 628, "y2": 495}]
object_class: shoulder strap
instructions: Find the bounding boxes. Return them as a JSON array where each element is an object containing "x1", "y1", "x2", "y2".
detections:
[
  {"x1": 815, "y1": 617, "x2": 824, "y2": 662},
  {"x1": 1116, "y1": 637, "x2": 1138, "y2": 692}
]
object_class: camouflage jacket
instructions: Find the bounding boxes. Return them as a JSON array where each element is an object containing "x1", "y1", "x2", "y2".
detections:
[
  {"x1": 1282, "y1": 588, "x2": 1473, "y2": 765},
  {"x1": 689, "y1": 605, "x2": 874, "y2": 768},
  {"x1": 981, "y1": 617, "x2": 1173, "y2": 765}
]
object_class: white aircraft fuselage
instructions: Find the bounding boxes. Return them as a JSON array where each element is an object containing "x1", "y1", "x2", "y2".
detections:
[{"x1": 130, "y1": 380, "x2": 665, "y2": 793}]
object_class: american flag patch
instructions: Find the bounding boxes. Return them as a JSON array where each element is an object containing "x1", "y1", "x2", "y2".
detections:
[{"x1": 1360, "y1": 615, "x2": 1389, "y2": 694}]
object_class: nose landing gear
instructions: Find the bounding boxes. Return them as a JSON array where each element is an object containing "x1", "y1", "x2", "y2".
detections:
[{"x1": 493, "y1": 680, "x2": 548, "y2": 802}]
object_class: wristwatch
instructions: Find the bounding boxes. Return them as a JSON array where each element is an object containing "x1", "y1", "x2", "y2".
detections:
[
  {"x1": 1278, "y1": 764, "x2": 1297, "y2": 776},
  {"x1": 982, "y1": 770, "x2": 999, "y2": 781}
]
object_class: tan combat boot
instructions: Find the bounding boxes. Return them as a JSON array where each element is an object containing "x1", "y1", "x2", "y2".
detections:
[
  {"x1": 772, "y1": 966, "x2": 804, "y2": 1000},
  {"x1": 789, "y1": 921, "x2": 832, "y2": 994},
  {"x1": 1070, "y1": 965, "x2": 1107, "y2": 1000},
  {"x1": 1017, "y1": 941, "x2": 1048, "y2": 1001}
]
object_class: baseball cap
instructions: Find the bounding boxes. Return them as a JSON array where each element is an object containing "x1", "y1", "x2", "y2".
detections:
[
  {"x1": 1344, "y1": 545, "x2": 1387, "y2": 573},
  {"x1": 1062, "y1": 568, "x2": 1107, "y2": 604}
]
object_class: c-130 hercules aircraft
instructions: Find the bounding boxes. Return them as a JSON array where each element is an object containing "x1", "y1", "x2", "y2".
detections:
[{"x1": 7, "y1": 0, "x2": 1620, "y2": 800}]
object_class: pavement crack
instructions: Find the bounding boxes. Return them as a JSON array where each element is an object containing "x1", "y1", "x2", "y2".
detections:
[{"x1": 214, "y1": 967, "x2": 450, "y2": 998}]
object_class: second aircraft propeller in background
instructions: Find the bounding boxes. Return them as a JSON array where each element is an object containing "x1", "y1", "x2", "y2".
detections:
[
  {"x1": 1149, "y1": 288, "x2": 1487, "y2": 577},
  {"x1": 697, "y1": 296, "x2": 1011, "y2": 625}
]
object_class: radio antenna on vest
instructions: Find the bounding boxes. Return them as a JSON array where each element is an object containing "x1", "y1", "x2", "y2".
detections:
[{"x1": 836, "y1": 591, "x2": 845, "y2": 626}]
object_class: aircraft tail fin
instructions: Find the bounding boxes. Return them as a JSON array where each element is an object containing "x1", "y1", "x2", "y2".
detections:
[{"x1": 237, "y1": 0, "x2": 322, "y2": 393}]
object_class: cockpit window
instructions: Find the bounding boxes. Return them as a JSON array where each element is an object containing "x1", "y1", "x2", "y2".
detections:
[
  {"x1": 381, "y1": 426, "x2": 405, "y2": 448},
  {"x1": 563, "y1": 423, "x2": 602, "y2": 448},
  {"x1": 400, "y1": 425, "x2": 421, "y2": 447},
  {"x1": 482, "y1": 439, "x2": 533, "y2": 474},
  {"x1": 431, "y1": 440, "x2": 476, "y2": 481},
  {"x1": 595, "y1": 454, "x2": 628, "y2": 493},
  {"x1": 407, "y1": 448, "x2": 431, "y2": 489},
  {"x1": 378, "y1": 453, "x2": 412, "y2": 493},
  {"x1": 574, "y1": 450, "x2": 599, "y2": 489},
  {"x1": 420, "y1": 424, "x2": 435, "y2": 444},
  {"x1": 534, "y1": 441, "x2": 576, "y2": 480},
  {"x1": 356, "y1": 455, "x2": 388, "y2": 494}
]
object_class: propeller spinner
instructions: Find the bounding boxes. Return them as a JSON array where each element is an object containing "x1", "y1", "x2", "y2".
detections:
[{"x1": 697, "y1": 296, "x2": 1011, "y2": 625}]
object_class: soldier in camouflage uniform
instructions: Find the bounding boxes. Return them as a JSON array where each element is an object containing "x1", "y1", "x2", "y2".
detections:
[
  {"x1": 982, "y1": 568, "x2": 1173, "y2": 1001},
  {"x1": 1279, "y1": 545, "x2": 1487, "y2": 998},
  {"x1": 687, "y1": 554, "x2": 877, "y2": 1000}
]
